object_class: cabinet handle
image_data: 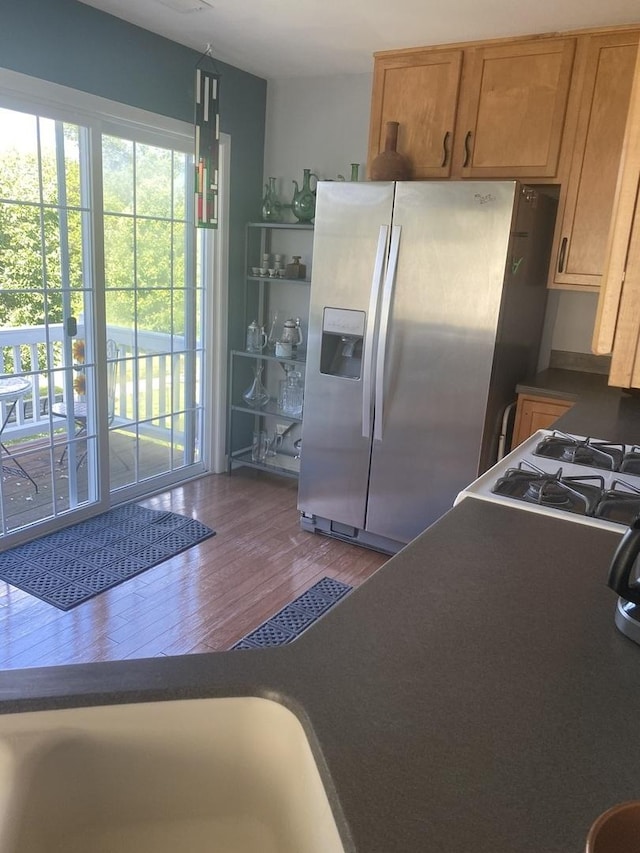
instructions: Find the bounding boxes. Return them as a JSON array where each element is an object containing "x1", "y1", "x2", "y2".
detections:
[
  {"x1": 558, "y1": 237, "x2": 568, "y2": 273},
  {"x1": 462, "y1": 131, "x2": 472, "y2": 168},
  {"x1": 441, "y1": 131, "x2": 450, "y2": 167}
]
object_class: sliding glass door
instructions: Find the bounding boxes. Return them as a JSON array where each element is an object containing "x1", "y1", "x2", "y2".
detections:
[{"x1": 0, "y1": 91, "x2": 207, "y2": 543}]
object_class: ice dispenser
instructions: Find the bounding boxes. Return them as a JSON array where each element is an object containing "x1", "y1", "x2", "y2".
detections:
[{"x1": 320, "y1": 307, "x2": 365, "y2": 379}]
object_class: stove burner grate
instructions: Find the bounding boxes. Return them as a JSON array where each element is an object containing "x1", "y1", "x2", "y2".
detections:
[
  {"x1": 491, "y1": 460, "x2": 604, "y2": 517},
  {"x1": 621, "y1": 447, "x2": 640, "y2": 477},
  {"x1": 534, "y1": 432, "x2": 625, "y2": 471},
  {"x1": 595, "y1": 479, "x2": 640, "y2": 526}
]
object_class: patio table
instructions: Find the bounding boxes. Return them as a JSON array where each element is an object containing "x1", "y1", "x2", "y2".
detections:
[{"x1": 0, "y1": 376, "x2": 39, "y2": 492}]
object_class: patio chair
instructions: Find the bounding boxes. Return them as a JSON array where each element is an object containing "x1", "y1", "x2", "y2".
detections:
[
  {"x1": 52, "y1": 339, "x2": 121, "y2": 468},
  {"x1": 0, "y1": 375, "x2": 39, "y2": 492}
]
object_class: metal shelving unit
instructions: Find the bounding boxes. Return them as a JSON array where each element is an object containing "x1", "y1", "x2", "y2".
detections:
[{"x1": 227, "y1": 222, "x2": 313, "y2": 478}]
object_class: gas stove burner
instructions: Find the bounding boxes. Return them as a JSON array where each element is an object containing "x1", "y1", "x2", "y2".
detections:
[
  {"x1": 595, "y1": 479, "x2": 640, "y2": 527},
  {"x1": 491, "y1": 460, "x2": 605, "y2": 516},
  {"x1": 534, "y1": 432, "x2": 625, "y2": 471},
  {"x1": 524, "y1": 477, "x2": 573, "y2": 507}
]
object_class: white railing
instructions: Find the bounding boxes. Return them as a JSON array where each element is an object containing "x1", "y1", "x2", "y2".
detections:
[
  {"x1": 0, "y1": 324, "x2": 65, "y2": 438},
  {"x1": 0, "y1": 324, "x2": 192, "y2": 441}
]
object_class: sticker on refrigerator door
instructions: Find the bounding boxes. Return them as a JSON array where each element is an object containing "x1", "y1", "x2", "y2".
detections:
[{"x1": 474, "y1": 193, "x2": 496, "y2": 205}]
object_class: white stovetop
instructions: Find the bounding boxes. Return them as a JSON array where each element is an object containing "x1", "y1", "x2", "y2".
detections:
[{"x1": 455, "y1": 429, "x2": 640, "y2": 533}]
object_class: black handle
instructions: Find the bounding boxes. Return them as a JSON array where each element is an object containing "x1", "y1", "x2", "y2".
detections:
[
  {"x1": 462, "y1": 131, "x2": 472, "y2": 168},
  {"x1": 558, "y1": 237, "x2": 568, "y2": 273},
  {"x1": 65, "y1": 316, "x2": 77, "y2": 337},
  {"x1": 441, "y1": 131, "x2": 450, "y2": 168},
  {"x1": 607, "y1": 517, "x2": 640, "y2": 606}
]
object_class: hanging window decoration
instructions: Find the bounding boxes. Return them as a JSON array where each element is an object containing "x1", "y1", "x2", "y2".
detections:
[{"x1": 195, "y1": 45, "x2": 220, "y2": 229}]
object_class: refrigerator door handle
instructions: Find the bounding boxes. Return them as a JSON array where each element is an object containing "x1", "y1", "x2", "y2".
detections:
[
  {"x1": 373, "y1": 224, "x2": 401, "y2": 442},
  {"x1": 362, "y1": 225, "x2": 389, "y2": 438}
]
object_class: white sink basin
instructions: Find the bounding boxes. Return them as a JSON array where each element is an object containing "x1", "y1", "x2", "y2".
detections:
[{"x1": 0, "y1": 697, "x2": 346, "y2": 853}]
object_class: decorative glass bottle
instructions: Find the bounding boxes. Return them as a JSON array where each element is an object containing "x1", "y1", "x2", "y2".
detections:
[
  {"x1": 242, "y1": 364, "x2": 269, "y2": 408},
  {"x1": 261, "y1": 177, "x2": 282, "y2": 222},
  {"x1": 291, "y1": 169, "x2": 318, "y2": 223},
  {"x1": 350, "y1": 163, "x2": 360, "y2": 182}
]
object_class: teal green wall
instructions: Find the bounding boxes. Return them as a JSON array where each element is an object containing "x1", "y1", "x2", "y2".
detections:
[{"x1": 0, "y1": 0, "x2": 267, "y2": 352}]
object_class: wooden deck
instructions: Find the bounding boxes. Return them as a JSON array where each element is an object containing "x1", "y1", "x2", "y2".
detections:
[
  {"x1": 0, "y1": 429, "x2": 185, "y2": 533},
  {"x1": 0, "y1": 469, "x2": 389, "y2": 670}
]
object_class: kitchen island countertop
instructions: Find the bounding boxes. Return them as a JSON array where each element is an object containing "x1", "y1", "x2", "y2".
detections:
[
  {"x1": 3, "y1": 394, "x2": 640, "y2": 851},
  {"x1": 0, "y1": 498, "x2": 637, "y2": 853}
]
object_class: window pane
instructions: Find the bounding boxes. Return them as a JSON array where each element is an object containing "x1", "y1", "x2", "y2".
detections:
[
  {"x1": 0, "y1": 108, "x2": 40, "y2": 203},
  {"x1": 136, "y1": 219, "x2": 172, "y2": 287},
  {"x1": 102, "y1": 136, "x2": 133, "y2": 214},
  {"x1": 136, "y1": 143, "x2": 172, "y2": 218},
  {"x1": 104, "y1": 214, "x2": 134, "y2": 288}
]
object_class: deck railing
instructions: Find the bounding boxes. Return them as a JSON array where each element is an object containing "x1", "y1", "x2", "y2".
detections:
[{"x1": 0, "y1": 324, "x2": 189, "y2": 441}]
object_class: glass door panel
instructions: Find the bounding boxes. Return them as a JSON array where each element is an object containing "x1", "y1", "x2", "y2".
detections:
[
  {"x1": 102, "y1": 134, "x2": 203, "y2": 499},
  {"x1": 0, "y1": 107, "x2": 99, "y2": 538}
]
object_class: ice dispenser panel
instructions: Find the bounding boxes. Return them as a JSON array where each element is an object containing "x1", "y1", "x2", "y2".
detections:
[{"x1": 320, "y1": 307, "x2": 365, "y2": 379}]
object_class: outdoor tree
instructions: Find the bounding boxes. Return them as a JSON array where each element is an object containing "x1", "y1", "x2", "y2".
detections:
[{"x1": 0, "y1": 122, "x2": 191, "y2": 371}]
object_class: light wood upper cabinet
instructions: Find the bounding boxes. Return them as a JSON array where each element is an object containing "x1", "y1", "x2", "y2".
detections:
[
  {"x1": 368, "y1": 36, "x2": 576, "y2": 181},
  {"x1": 593, "y1": 43, "x2": 640, "y2": 387},
  {"x1": 458, "y1": 38, "x2": 576, "y2": 178},
  {"x1": 550, "y1": 30, "x2": 639, "y2": 291},
  {"x1": 368, "y1": 49, "x2": 463, "y2": 179}
]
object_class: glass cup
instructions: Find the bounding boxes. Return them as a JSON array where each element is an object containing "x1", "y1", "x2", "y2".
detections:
[{"x1": 251, "y1": 430, "x2": 269, "y2": 463}]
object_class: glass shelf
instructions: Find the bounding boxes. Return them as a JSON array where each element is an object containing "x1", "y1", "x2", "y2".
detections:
[
  {"x1": 247, "y1": 275, "x2": 311, "y2": 285},
  {"x1": 230, "y1": 449, "x2": 300, "y2": 478},
  {"x1": 231, "y1": 349, "x2": 306, "y2": 368},
  {"x1": 247, "y1": 222, "x2": 313, "y2": 231},
  {"x1": 230, "y1": 399, "x2": 303, "y2": 422}
]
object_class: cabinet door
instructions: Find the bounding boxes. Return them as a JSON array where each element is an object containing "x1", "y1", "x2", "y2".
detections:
[
  {"x1": 593, "y1": 44, "x2": 640, "y2": 387},
  {"x1": 368, "y1": 49, "x2": 463, "y2": 179},
  {"x1": 551, "y1": 31, "x2": 639, "y2": 290},
  {"x1": 512, "y1": 394, "x2": 573, "y2": 447},
  {"x1": 458, "y1": 38, "x2": 575, "y2": 178}
]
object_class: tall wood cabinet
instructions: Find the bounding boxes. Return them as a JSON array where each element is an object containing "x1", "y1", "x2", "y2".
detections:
[
  {"x1": 593, "y1": 44, "x2": 640, "y2": 387},
  {"x1": 549, "y1": 29, "x2": 640, "y2": 291},
  {"x1": 368, "y1": 35, "x2": 576, "y2": 181}
]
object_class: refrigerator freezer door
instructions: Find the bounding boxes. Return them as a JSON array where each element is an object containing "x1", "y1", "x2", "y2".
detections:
[
  {"x1": 298, "y1": 181, "x2": 395, "y2": 529},
  {"x1": 365, "y1": 181, "x2": 519, "y2": 544}
]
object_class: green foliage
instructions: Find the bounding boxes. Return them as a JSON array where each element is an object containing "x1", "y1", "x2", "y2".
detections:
[{"x1": 0, "y1": 123, "x2": 193, "y2": 365}]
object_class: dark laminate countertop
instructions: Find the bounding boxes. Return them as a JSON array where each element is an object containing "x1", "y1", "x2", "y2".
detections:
[
  {"x1": 516, "y1": 366, "x2": 615, "y2": 402},
  {"x1": 516, "y1": 367, "x2": 640, "y2": 443},
  {"x1": 3, "y1": 392, "x2": 640, "y2": 851}
]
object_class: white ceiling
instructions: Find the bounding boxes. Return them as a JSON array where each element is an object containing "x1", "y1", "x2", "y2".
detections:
[{"x1": 78, "y1": 0, "x2": 640, "y2": 79}]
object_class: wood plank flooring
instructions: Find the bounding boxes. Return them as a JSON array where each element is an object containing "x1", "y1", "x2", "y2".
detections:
[{"x1": 0, "y1": 470, "x2": 388, "y2": 670}]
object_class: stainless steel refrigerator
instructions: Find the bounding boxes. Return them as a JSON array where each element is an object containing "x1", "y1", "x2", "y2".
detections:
[{"x1": 298, "y1": 180, "x2": 557, "y2": 554}]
